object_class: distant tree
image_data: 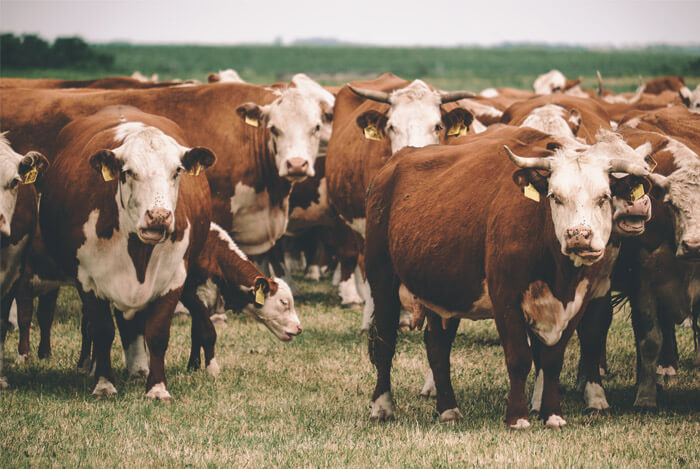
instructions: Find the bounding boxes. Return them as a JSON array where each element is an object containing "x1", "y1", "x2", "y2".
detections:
[{"x1": 0, "y1": 33, "x2": 113, "y2": 69}]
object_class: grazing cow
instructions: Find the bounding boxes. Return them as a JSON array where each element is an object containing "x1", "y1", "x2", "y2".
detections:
[
  {"x1": 207, "y1": 69, "x2": 245, "y2": 83},
  {"x1": 184, "y1": 223, "x2": 302, "y2": 375},
  {"x1": 38, "y1": 106, "x2": 215, "y2": 399},
  {"x1": 679, "y1": 84, "x2": 700, "y2": 113},
  {"x1": 0, "y1": 134, "x2": 48, "y2": 389},
  {"x1": 325, "y1": 73, "x2": 475, "y2": 329},
  {"x1": 364, "y1": 125, "x2": 649, "y2": 427}
]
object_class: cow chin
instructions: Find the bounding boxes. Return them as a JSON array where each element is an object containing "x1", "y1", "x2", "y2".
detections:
[
  {"x1": 613, "y1": 216, "x2": 647, "y2": 236},
  {"x1": 567, "y1": 249, "x2": 605, "y2": 267},
  {"x1": 137, "y1": 226, "x2": 170, "y2": 244}
]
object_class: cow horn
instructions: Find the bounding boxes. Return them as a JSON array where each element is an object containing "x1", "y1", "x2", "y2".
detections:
[
  {"x1": 608, "y1": 159, "x2": 649, "y2": 177},
  {"x1": 504, "y1": 145, "x2": 552, "y2": 171},
  {"x1": 440, "y1": 90, "x2": 476, "y2": 103},
  {"x1": 596, "y1": 70, "x2": 603, "y2": 98},
  {"x1": 626, "y1": 82, "x2": 646, "y2": 104},
  {"x1": 347, "y1": 85, "x2": 390, "y2": 103}
]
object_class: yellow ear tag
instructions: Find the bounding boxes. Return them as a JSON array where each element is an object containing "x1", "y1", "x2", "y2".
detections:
[
  {"x1": 523, "y1": 184, "x2": 540, "y2": 202},
  {"x1": 245, "y1": 115, "x2": 259, "y2": 128},
  {"x1": 186, "y1": 163, "x2": 202, "y2": 176},
  {"x1": 630, "y1": 184, "x2": 645, "y2": 202},
  {"x1": 101, "y1": 164, "x2": 115, "y2": 182},
  {"x1": 363, "y1": 124, "x2": 382, "y2": 141},
  {"x1": 647, "y1": 155, "x2": 657, "y2": 173},
  {"x1": 254, "y1": 285, "x2": 265, "y2": 307},
  {"x1": 22, "y1": 166, "x2": 38, "y2": 184},
  {"x1": 447, "y1": 122, "x2": 468, "y2": 137}
]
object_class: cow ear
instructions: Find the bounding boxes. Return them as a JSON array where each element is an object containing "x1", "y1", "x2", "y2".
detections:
[
  {"x1": 512, "y1": 169, "x2": 548, "y2": 202},
  {"x1": 648, "y1": 173, "x2": 670, "y2": 200},
  {"x1": 182, "y1": 147, "x2": 216, "y2": 176},
  {"x1": 252, "y1": 276, "x2": 271, "y2": 307},
  {"x1": 89, "y1": 149, "x2": 122, "y2": 182},
  {"x1": 18, "y1": 151, "x2": 49, "y2": 185},
  {"x1": 442, "y1": 108, "x2": 474, "y2": 138},
  {"x1": 236, "y1": 102, "x2": 266, "y2": 128},
  {"x1": 568, "y1": 109, "x2": 581, "y2": 135},
  {"x1": 679, "y1": 87, "x2": 691, "y2": 107},
  {"x1": 320, "y1": 102, "x2": 334, "y2": 124},
  {"x1": 564, "y1": 78, "x2": 582, "y2": 91},
  {"x1": 356, "y1": 110, "x2": 387, "y2": 141}
]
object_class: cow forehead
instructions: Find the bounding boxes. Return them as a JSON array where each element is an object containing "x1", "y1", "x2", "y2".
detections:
[
  {"x1": 0, "y1": 137, "x2": 22, "y2": 183},
  {"x1": 268, "y1": 89, "x2": 323, "y2": 126},
  {"x1": 113, "y1": 123, "x2": 186, "y2": 172},
  {"x1": 667, "y1": 165, "x2": 700, "y2": 208},
  {"x1": 389, "y1": 81, "x2": 441, "y2": 110},
  {"x1": 548, "y1": 154, "x2": 610, "y2": 196},
  {"x1": 522, "y1": 104, "x2": 574, "y2": 138},
  {"x1": 534, "y1": 70, "x2": 566, "y2": 93}
]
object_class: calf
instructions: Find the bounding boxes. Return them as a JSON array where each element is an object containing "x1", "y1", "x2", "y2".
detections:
[
  {"x1": 184, "y1": 223, "x2": 302, "y2": 375},
  {"x1": 0, "y1": 133, "x2": 48, "y2": 389},
  {"x1": 364, "y1": 125, "x2": 648, "y2": 427}
]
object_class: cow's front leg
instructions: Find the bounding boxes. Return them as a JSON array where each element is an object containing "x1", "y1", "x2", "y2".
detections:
[
  {"x1": 424, "y1": 313, "x2": 461, "y2": 422},
  {"x1": 144, "y1": 288, "x2": 181, "y2": 400},
  {"x1": 182, "y1": 290, "x2": 218, "y2": 375},
  {"x1": 0, "y1": 292, "x2": 14, "y2": 389},
  {"x1": 15, "y1": 286, "x2": 34, "y2": 362},
  {"x1": 576, "y1": 294, "x2": 612, "y2": 411},
  {"x1": 115, "y1": 309, "x2": 148, "y2": 378},
  {"x1": 631, "y1": 300, "x2": 662, "y2": 408},
  {"x1": 80, "y1": 290, "x2": 117, "y2": 396},
  {"x1": 37, "y1": 290, "x2": 59, "y2": 359}
]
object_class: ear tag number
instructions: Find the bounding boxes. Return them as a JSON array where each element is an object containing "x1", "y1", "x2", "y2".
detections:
[
  {"x1": 101, "y1": 165, "x2": 115, "y2": 182},
  {"x1": 447, "y1": 122, "x2": 468, "y2": 137},
  {"x1": 186, "y1": 163, "x2": 202, "y2": 176},
  {"x1": 523, "y1": 184, "x2": 540, "y2": 202},
  {"x1": 22, "y1": 166, "x2": 38, "y2": 184},
  {"x1": 363, "y1": 124, "x2": 382, "y2": 141},
  {"x1": 245, "y1": 115, "x2": 259, "y2": 128},
  {"x1": 254, "y1": 285, "x2": 265, "y2": 307},
  {"x1": 630, "y1": 184, "x2": 645, "y2": 202}
]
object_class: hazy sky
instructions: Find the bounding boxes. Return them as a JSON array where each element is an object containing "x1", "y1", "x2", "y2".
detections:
[{"x1": 2, "y1": 0, "x2": 699, "y2": 47}]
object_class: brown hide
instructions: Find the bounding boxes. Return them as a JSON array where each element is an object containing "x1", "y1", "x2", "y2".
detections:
[
  {"x1": 598, "y1": 90, "x2": 682, "y2": 122},
  {"x1": 0, "y1": 76, "x2": 185, "y2": 90},
  {"x1": 644, "y1": 76, "x2": 685, "y2": 95},
  {"x1": 620, "y1": 106, "x2": 700, "y2": 153}
]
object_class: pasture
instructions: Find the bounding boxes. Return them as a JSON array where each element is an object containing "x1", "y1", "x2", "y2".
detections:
[{"x1": 1, "y1": 275, "x2": 698, "y2": 467}]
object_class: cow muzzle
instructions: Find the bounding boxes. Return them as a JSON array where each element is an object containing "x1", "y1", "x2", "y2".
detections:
[
  {"x1": 284, "y1": 158, "x2": 310, "y2": 181},
  {"x1": 139, "y1": 207, "x2": 173, "y2": 244},
  {"x1": 679, "y1": 238, "x2": 700, "y2": 260},
  {"x1": 565, "y1": 225, "x2": 604, "y2": 262},
  {"x1": 614, "y1": 195, "x2": 651, "y2": 236}
]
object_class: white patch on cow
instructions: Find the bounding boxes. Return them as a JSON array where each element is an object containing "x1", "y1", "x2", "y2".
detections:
[
  {"x1": 385, "y1": 80, "x2": 443, "y2": 153},
  {"x1": 401, "y1": 280, "x2": 492, "y2": 322},
  {"x1": 679, "y1": 84, "x2": 700, "y2": 113},
  {"x1": 480, "y1": 88, "x2": 499, "y2": 98},
  {"x1": 348, "y1": 217, "x2": 366, "y2": 237},
  {"x1": 206, "y1": 357, "x2": 220, "y2": 376},
  {"x1": 332, "y1": 264, "x2": 341, "y2": 285},
  {"x1": 521, "y1": 104, "x2": 580, "y2": 141},
  {"x1": 229, "y1": 182, "x2": 289, "y2": 255},
  {"x1": 545, "y1": 414, "x2": 567, "y2": 428},
  {"x1": 533, "y1": 70, "x2": 567, "y2": 95},
  {"x1": 174, "y1": 301, "x2": 189, "y2": 316},
  {"x1": 370, "y1": 391, "x2": 394, "y2": 420},
  {"x1": 356, "y1": 271, "x2": 375, "y2": 332},
  {"x1": 509, "y1": 418, "x2": 531, "y2": 430},
  {"x1": 583, "y1": 381, "x2": 610, "y2": 410},
  {"x1": 522, "y1": 279, "x2": 590, "y2": 346},
  {"x1": 305, "y1": 264, "x2": 321, "y2": 281},
  {"x1": 0, "y1": 377, "x2": 7, "y2": 390},
  {"x1": 76, "y1": 210, "x2": 190, "y2": 319},
  {"x1": 196, "y1": 278, "x2": 220, "y2": 310},
  {"x1": 420, "y1": 369, "x2": 437, "y2": 397},
  {"x1": 531, "y1": 369, "x2": 544, "y2": 413},
  {"x1": 210, "y1": 222, "x2": 247, "y2": 259},
  {"x1": 609, "y1": 121, "x2": 619, "y2": 130},
  {"x1": 440, "y1": 408, "x2": 463, "y2": 423},
  {"x1": 214, "y1": 69, "x2": 244, "y2": 83},
  {"x1": 625, "y1": 117, "x2": 641, "y2": 128},
  {"x1": 145, "y1": 382, "x2": 171, "y2": 400},
  {"x1": 288, "y1": 178, "x2": 330, "y2": 234},
  {"x1": 243, "y1": 277, "x2": 301, "y2": 341},
  {"x1": 0, "y1": 133, "x2": 29, "y2": 238},
  {"x1": 339, "y1": 274, "x2": 363, "y2": 305},
  {"x1": 1, "y1": 234, "x2": 29, "y2": 298},
  {"x1": 8, "y1": 300, "x2": 18, "y2": 330},
  {"x1": 688, "y1": 277, "x2": 700, "y2": 311},
  {"x1": 125, "y1": 334, "x2": 148, "y2": 377},
  {"x1": 15, "y1": 353, "x2": 27, "y2": 364},
  {"x1": 92, "y1": 376, "x2": 117, "y2": 396},
  {"x1": 472, "y1": 119, "x2": 488, "y2": 134}
]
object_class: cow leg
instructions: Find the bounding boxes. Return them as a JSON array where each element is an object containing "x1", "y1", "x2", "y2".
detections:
[
  {"x1": 15, "y1": 282, "x2": 34, "y2": 362},
  {"x1": 657, "y1": 312, "x2": 679, "y2": 385},
  {"x1": 114, "y1": 309, "x2": 148, "y2": 378},
  {"x1": 538, "y1": 335, "x2": 573, "y2": 428},
  {"x1": 80, "y1": 290, "x2": 117, "y2": 396},
  {"x1": 182, "y1": 290, "x2": 218, "y2": 376},
  {"x1": 144, "y1": 289, "x2": 180, "y2": 400},
  {"x1": 77, "y1": 311, "x2": 93, "y2": 372},
  {"x1": 631, "y1": 300, "x2": 662, "y2": 408},
  {"x1": 424, "y1": 313, "x2": 461, "y2": 422},
  {"x1": 37, "y1": 290, "x2": 58, "y2": 359},
  {"x1": 576, "y1": 294, "x2": 612, "y2": 411},
  {"x1": 530, "y1": 337, "x2": 543, "y2": 414},
  {"x1": 338, "y1": 257, "x2": 362, "y2": 307},
  {"x1": 0, "y1": 291, "x2": 16, "y2": 389}
]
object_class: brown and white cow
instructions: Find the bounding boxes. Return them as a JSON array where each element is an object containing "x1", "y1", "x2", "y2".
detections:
[
  {"x1": 0, "y1": 76, "x2": 185, "y2": 90},
  {"x1": 0, "y1": 134, "x2": 47, "y2": 389},
  {"x1": 184, "y1": 223, "x2": 301, "y2": 375},
  {"x1": 38, "y1": 106, "x2": 215, "y2": 399},
  {"x1": 207, "y1": 69, "x2": 246, "y2": 83},
  {"x1": 679, "y1": 84, "x2": 700, "y2": 113},
  {"x1": 533, "y1": 70, "x2": 587, "y2": 97},
  {"x1": 364, "y1": 124, "x2": 649, "y2": 427}
]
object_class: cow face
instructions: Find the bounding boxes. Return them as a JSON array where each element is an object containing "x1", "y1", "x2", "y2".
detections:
[
  {"x1": 237, "y1": 87, "x2": 333, "y2": 182},
  {"x1": 245, "y1": 277, "x2": 302, "y2": 341},
  {"x1": 650, "y1": 163, "x2": 700, "y2": 259},
  {"x1": 610, "y1": 176, "x2": 652, "y2": 236},
  {"x1": 679, "y1": 85, "x2": 700, "y2": 114},
  {"x1": 354, "y1": 80, "x2": 475, "y2": 154},
  {"x1": 90, "y1": 124, "x2": 215, "y2": 244},
  {"x1": 509, "y1": 133, "x2": 649, "y2": 266},
  {"x1": 0, "y1": 134, "x2": 48, "y2": 237},
  {"x1": 521, "y1": 105, "x2": 581, "y2": 140}
]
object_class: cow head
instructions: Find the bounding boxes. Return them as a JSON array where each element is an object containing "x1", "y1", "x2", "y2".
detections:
[
  {"x1": 237, "y1": 84, "x2": 334, "y2": 182},
  {"x1": 649, "y1": 160, "x2": 700, "y2": 260},
  {"x1": 508, "y1": 133, "x2": 649, "y2": 266},
  {"x1": 351, "y1": 80, "x2": 475, "y2": 153},
  {"x1": 679, "y1": 84, "x2": 700, "y2": 114},
  {"x1": 521, "y1": 104, "x2": 582, "y2": 140},
  {"x1": 244, "y1": 277, "x2": 302, "y2": 341},
  {"x1": 89, "y1": 124, "x2": 215, "y2": 245},
  {"x1": 0, "y1": 134, "x2": 48, "y2": 237}
]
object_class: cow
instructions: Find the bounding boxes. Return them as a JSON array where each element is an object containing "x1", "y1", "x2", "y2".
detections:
[
  {"x1": 364, "y1": 124, "x2": 649, "y2": 427},
  {"x1": 533, "y1": 70, "x2": 587, "y2": 97},
  {"x1": 207, "y1": 69, "x2": 245, "y2": 84},
  {"x1": 325, "y1": 73, "x2": 476, "y2": 330},
  {"x1": 184, "y1": 223, "x2": 301, "y2": 375},
  {"x1": 131, "y1": 71, "x2": 159, "y2": 83},
  {"x1": 0, "y1": 134, "x2": 48, "y2": 389},
  {"x1": 0, "y1": 76, "x2": 185, "y2": 90},
  {"x1": 679, "y1": 84, "x2": 700, "y2": 113},
  {"x1": 643, "y1": 76, "x2": 686, "y2": 95},
  {"x1": 37, "y1": 106, "x2": 215, "y2": 399}
]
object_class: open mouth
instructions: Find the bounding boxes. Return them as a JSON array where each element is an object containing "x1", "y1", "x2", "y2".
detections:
[
  {"x1": 573, "y1": 249, "x2": 605, "y2": 262},
  {"x1": 285, "y1": 173, "x2": 309, "y2": 183},
  {"x1": 616, "y1": 216, "x2": 646, "y2": 235},
  {"x1": 138, "y1": 227, "x2": 167, "y2": 244}
]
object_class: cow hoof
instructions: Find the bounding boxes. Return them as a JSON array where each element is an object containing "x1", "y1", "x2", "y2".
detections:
[
  {"x1": 92, "y1": 377, "x2": 117, "y2": 397},
  {"x1": 583, "y1": 382, "x2": 610, "y2": 411},
  {"x1": 545, "y1": 414, "x2": 567, "y2": 429},
  {"x1": 305, "y1": 265, "x2": 321, "y2": 281},
  {"x1": 439, "y1": 408, "x2": 463, "y2": 423},
  {"x1": 210, "y1": 313, "x2": 227, "y2": 325},
  {"x1": 370, "y1": 392, "x2": 395, "y2": 421},
  {"x1": 420, "y1": 371, "x2": 437, "y2": 398},
  {"x1": 146, "y1": 382, "x2": 172, "y2": 401},
  {"x1": 206, "y1": 358, "x2": 220, "y2": 376},
  {"x1": 15, "y1": 354, "x2": 29, "y2": 364},
  {"x1": 509, "y1": 418, "x2": 531, "y2": 430},
  {"x1": 0, "y1": 377, "x2": 8, "y2": 390}
]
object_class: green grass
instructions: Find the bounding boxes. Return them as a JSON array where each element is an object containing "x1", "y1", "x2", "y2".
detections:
[
  {"x1": 2, "y1": 45, "x2": 699, "y2": 92},
  {"x1": 1, "y1": 275, "x2": 698, "y2": 467}
]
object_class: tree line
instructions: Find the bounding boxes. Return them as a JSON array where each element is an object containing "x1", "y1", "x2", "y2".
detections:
[{"x1": 1, "y1": 33, "x2": 114, "y2": 69}]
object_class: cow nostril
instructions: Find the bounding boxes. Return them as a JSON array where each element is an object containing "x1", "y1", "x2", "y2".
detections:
[{"x1": 301, "y1": 161, "x2": 308, "y2": 169}]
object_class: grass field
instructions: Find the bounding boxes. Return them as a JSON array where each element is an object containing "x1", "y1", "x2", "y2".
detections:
[
  {"x1": 1, "y1": 275, "x2": 698, "y2": 467},
  {"x1": 2, "y1": 44, "x2": 700, "y2": 92}
]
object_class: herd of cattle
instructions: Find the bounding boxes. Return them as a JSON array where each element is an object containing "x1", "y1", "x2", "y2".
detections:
[{"x1": 0, "y1": 67, "x2": 698, "y2": 429}]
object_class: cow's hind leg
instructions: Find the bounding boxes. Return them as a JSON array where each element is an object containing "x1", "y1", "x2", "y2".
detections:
[
  {"x1": 424, "y1": 314, "x2": 461, "y2": 422},
  {"x1": 657, "y1": 312, "x2": 679, "y2": 385},
  {"x1": 0, "y1": 292, "x2": 14, "y2": 389},
  {"x1": 80, "y1": 290, "x2": 117, "y2": 397},
  {"x1": 36, "y1": 290, "x2": 58, "y2": 359},
  {"x1": 576, "y1": 294, "x2": 612, "y2": 412},
  {"x1": 15, "y1": 283, "x2": 34, "y2": 362}
]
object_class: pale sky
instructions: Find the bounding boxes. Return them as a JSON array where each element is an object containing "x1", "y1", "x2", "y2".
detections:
[{"x1": 1, "y1": 0, "x2": 699, "y2": 47}]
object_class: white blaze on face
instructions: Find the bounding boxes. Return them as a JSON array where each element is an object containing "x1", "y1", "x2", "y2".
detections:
[
  {"x1": 386, "y1": 80, "x2": 444, "y2": 153},
  {"x1": 662, "y1": 166, "x2": 700, "y2": 257},
  {"x1": 680, "y1": 84, "x2": 700, "y2": 113},
  {"x1": 290, "y1": 73, "x2": 335, "y2": 144},
  {"x1": 0, "y1": 134, "x2": 25, "y2": 237},
  {"x1": 533, "y1": 70, "x2": 567, "y2": 95},
  {"x1": 243, "y1": 278, "x2": 301, "y2": 341},
  {"x1": 111, "y1": 123, "x2": 189, "y2": 237}
]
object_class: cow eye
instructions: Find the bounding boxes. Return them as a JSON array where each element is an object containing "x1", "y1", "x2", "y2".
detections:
[
  {"x1": 280, "y1": 298, "x2": 289, "y2": 306},
  {"x1": 387, "y1": 125, "x2": 395, "y2": 133},
  {"x1": 434, "y1": 123, "x2": 444, "y2": 132},
  {"x1": 598, "y1": 194, "x2": 611, "y2": 206},
  {"x1": 121, "y1": 169, "x2": 133, "y2": 178},
  {"x1": 8, "y1": 178, "x2": 20, "y2": 189},
  {"x1": 269, "y1": 125, "x2": 281, "y2": 137},
  {"x1": 548, "y1": 193, "x2": 563, "y2": 205},
  {"x1": 174, "y1": 167, "x2": 183, "y2": 179},
  {"x1": 314, "y1": 124, "x2": 321, "y2": 132}
]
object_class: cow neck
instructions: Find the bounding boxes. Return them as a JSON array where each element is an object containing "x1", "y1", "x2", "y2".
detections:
[
  {"x1": 217, "y1": 250, "x2": 262, "y2": 291},
  {"x1": 253, "y1": 126, "x2": 292, "y2": 209}
]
